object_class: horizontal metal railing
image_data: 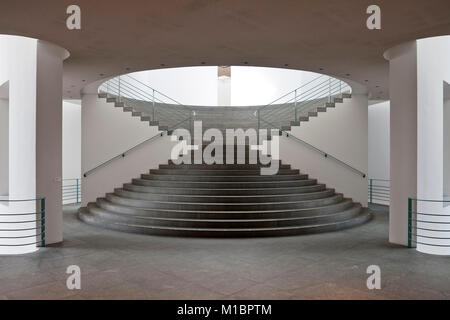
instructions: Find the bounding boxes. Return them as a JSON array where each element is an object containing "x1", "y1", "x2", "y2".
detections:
[
  {"x1": 0, "y1": 197, "x2": 46, "y2": 249},
  {"x1": 99, "y1": 75, "x2": 192, "y2": 126},
  {"x1": 408, "y1": 198, "x2": 450, "y2": 249},
  {"x1": 368, "y1": 179, "x2": 390, "y2": 205},
  {"x1": 63, "y1": 179, "x2": 82, "y2": 204},
  {"x1": 258, "y1": 75, "x2": 351, "y2": 126}
]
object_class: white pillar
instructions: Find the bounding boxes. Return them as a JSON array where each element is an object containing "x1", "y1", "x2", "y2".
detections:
[
  {"x1": 384, "y1": 42, "x2": 418, "y2": 246},
  {"x1": 0, "y1": 90, "x2": 8, "y2": 196},
  {"x1": 385, "y1": 36, "x2": 450, "y2": 254},
  {"x1": 415, "y1": 36, "x2": 450, "y2": 255},
  {"x1": 218, "y1": 66, "x2": 231, "y2": 106},
  {"x1": 0, "y1": 35, "x2": 68, "y2": 254},
  {"x1": 36, "y1": 41, "x2": 69, "y2": 245}
]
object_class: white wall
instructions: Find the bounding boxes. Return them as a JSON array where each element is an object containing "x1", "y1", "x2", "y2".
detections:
[
  {"x1": 386, "y1": 36, "x2": 450, "y2": 254},
  {"x1": 280, "y1": 94, "x2": 368, "y2": 206},
  {"x1": 0, "y1": 36, "x2": 37, "y2": 201},
  {"x1": 0, "y1": 97, "x2": 8, "y2": 196},
  {"x1": 81, "y1": 94, "x2": 176, "y2": 206},
  {"x1": 0, "y1": 36, "x2": 38, "y2": 255},
  {"x1": 63, "y1": 100, "x2": 81, "y2": 180},
  {"x1": 368, "y1": 101, "x2": 390, "y2": 180},
  {"x1": 384, "y1": 41, "x2": 418, "y2": 247},
  {"x1": 415, "y1": 36, "x2": 450, "y2": 255},
  {"x1": 35, "y1": 40, "x2": 66, "y2": 245},
  {"x1": 444, "y1": 96, "x2": 450, "y2": 197},
  {"x1": 130, "y1": 67, "x2": 328, "y2": 106}
]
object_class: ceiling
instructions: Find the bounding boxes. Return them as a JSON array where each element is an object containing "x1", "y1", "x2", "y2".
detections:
[{"x1": 0, "y1": 0, "x2": 449, "y2": 101}]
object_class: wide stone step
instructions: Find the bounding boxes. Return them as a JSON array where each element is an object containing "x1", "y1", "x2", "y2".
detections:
[
  {"x1": 162, "y1": 163, "x2": 290, "y2": 170},
  {"x1": 104, "y1": 192, "x2": 344, "y2": 211},
  {"x1": 95, "y1": 197, "x2": 356, "y2": 219},
  {"x1": 141, "y1": 173, "x2": 308, "y2": 182},
  {"x1": 79, "y1": 96, "x2": 371, "y2": 238},
  {"x1": 78, "y1": 207, "x2": 371, "y2": 237},
  {"x1": 131, "y1": 178, "x2": 318, "y2": 188},
  {"x1": 113, "y1": 188, "x2": 335, "y2": 203},
  {"x1": 83, "y1": 203, "x2": 362, "y2": 229},
  {"x1": 123, "y1": 183, "x2": 326, "y2": 195},
  {"x1": 148, "y1": 169, "x2": 299, "y2": 176}
]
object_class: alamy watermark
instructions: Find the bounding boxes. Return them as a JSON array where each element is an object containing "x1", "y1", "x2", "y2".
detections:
[
  {"x1": 366, "y1": 5, "x2": 381, "y2": 30},
  {"x1": 366, "y1": 265, "x2": 381, "y2": 290},
  {"x1": 66, "y1": 5, "x2": 81, "y2": 30},
  {"x1": 170, "y1": 121, "x2": 280, "y2": 175},
  {"x1": 66, "y1": 265, "x2": 81, "y2": 290}
]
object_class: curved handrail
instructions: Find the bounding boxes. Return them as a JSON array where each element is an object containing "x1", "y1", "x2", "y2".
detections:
[
  {"x1": 124, "y1": 75, "x2": 184, "y2": 106},
  {"x1": 258, "y1": 75, "x2": 326, "y2": 111},
  {"x1": 99, "y1": 75, "x2": 192, "y2": 123},
  {"x1": 0, "y1": 197, "x2": 46, "y2": 248},
  {"x1": 83, "y1": 131, "x2": 168, "y2": 178},
  {"x1": 408, "y1": 197, "x2": 450, "y2": 249},
  {"x1": 259, "y1": 79, "x2": 349, "y2": 121}
]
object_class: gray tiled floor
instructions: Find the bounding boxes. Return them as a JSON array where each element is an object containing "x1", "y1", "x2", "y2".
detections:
[{"x1": 0, "y1": 203, "x2": 449, "y2": 300}]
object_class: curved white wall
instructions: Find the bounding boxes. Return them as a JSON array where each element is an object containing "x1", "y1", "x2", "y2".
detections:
[
  {"x1": 0, "y1": 35, "x2": 67, "y2": 254},
  {"x1": 386, "y1": 35, "x2": 450, "y2": 255},
  {"x1": 130, "y1": 66, "x2": 327, "y2": 106},
  {"x1": 416, "y1": 36, "x2": 450, "y2": 255}
]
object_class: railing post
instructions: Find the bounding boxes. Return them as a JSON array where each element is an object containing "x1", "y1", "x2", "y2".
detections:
[
  {"x1": 41, "y1": 198, "x2": 46, "y2": 247},
  {"x1": 189, "y1": 110, "x2": 193, "y2": 135},
  {"x1": 328, "y1": 78, "x2": 332, "y2": 103},
  {"x1": 76, "y1": 178, "x2": 79, "y2": 204},
  {"x1": 369, "y1": 179, "x2": 373, "y2": 204},
  {"x1": 408, "y1": 197, "x2": 412, "y2": 248},
  {"x1": 152, "y1": 89, "x2": 156, "y2": 120},
  {"x1": 294, "y1": 89, "x2": 298, "y2": 122},
  {"x1": 118, "y1": 76, "x2": 121, "y2": 102},
  {"x1": 339, "y1": 80, "x2": 342, "y2": 94}
]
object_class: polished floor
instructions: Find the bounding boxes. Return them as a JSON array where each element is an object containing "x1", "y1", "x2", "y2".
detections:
[{"x1": 0, "y1": 204, "x2": 449, "y2": 300}]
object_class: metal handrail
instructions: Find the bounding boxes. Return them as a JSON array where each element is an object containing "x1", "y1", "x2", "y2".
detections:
[
  {"x1": 0, "y1": 197, "x2": 46, "y2": 248},
  {"x1": 89, "y1": 75, "x2": 194, "y2": 178},
  {"x1": 101, "y1": 76, "x2": 190, "y2": 121},
  {"x1": 93, "y1": 72, "x2": 352, "y2": 179},
  {"x1": 259, "y1": 78, "x2": 350, "y2": 122},
  {"x1": 258, "y1": 75, "x2": 326, "y2": 111},
  {"x1": 83, "y1": 131, "x2": 167, "y2": 178},
  {"x1": 260, "y1": 120, "x2": 365, "y2": 178},
  {"x1": 124, "y1": 74, "x2": 184, "y2": 106},
  {"x1": 62, "y1": 179, "x2": 82, "y2": 204},
  {"x1": 284, "y1": 131, "x2": 366, "y2": 178},
  {"x1": 408, "y1": 197, "x2": 450, "y2": 248},
  {"x1": 368, "y1": 179, "x2": 390, "y2": 204},
  {"x1": 263, "y1": 83, "x2": 347, "y2": 122}
]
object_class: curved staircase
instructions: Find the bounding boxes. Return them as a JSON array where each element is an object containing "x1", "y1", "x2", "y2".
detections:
[
  {"x1": 80, "y1": 75, "x2": 370, "y2": 237},
  {"x1": 79, "y1": 149, "x2": 371, "y2": 237}
]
